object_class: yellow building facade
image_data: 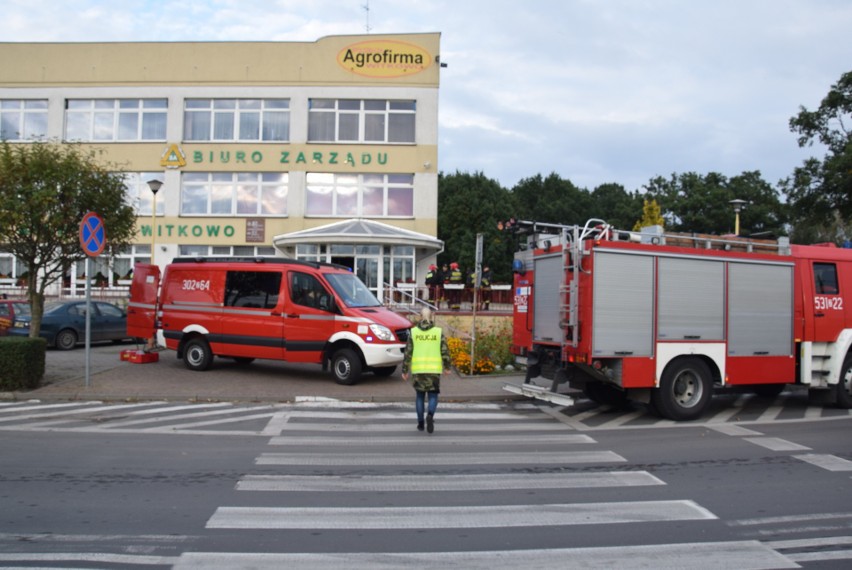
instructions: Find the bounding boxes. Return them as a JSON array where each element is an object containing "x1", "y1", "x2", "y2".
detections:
[{"x1": 0, "y1": 34, "x2": 442, "y2": 298}]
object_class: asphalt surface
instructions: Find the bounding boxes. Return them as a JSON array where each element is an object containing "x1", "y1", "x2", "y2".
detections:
[{"x1": 2, "y1": 341, "x2": 526, "y2": 404}]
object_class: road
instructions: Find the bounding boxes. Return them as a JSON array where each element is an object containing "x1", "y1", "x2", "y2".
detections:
[{"x1": 0, "y1": 399, "x2": 850, "y2": 568}]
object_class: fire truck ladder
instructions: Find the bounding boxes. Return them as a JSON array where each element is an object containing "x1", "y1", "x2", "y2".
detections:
[{"x1": 505, "y1": 221, "x2": 610, "y2": 408}]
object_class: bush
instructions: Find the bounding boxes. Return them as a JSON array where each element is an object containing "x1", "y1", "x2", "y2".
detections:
[
  {"x1": 0, "y1": 337, "x2": 46, "y2": 391},
  {"x1": 448, "y1": 320, "x2": 514, "y2": 375}
]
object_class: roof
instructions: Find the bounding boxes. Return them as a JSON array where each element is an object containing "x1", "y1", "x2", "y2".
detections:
[{"x1": 272, "y1": 219, "x2": 444, "y2": 252}]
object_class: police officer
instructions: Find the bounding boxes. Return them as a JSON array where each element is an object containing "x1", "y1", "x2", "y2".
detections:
[{"x1": 401, "y1": 307, "x2": 451, "y2": 433}]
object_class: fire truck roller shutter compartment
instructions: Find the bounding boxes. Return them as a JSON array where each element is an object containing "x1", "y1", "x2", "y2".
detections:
[
  {"x1": 727, "y1": 262, "x2": 794, "y2": 358},
  {"x1": 592, "y1": 251, "x2": 654, "y2": 357},
  {"x1": 533, "y1": 255, "x2": 563, "y2": 343},
  {"x1": 657, "y1": 257, "x2": 725, "y2": 342}
]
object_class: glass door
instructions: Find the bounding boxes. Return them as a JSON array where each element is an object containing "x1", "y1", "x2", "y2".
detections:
[{"x1": 356, "y1": 257, "x2": 380, "y2": 300}]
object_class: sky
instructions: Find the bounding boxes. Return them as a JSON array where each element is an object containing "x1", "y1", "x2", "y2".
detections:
[{"x1": 4, "y1": 0, "x2": 850, "y2": 193}]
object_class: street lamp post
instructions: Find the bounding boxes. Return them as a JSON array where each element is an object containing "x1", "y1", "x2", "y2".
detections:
[
  {"x1": 729, "y1": 198, "x2": 747, "y2": 236},
  {"x1": 147, "y1": 179, "x2": 163, "y2": 264}
]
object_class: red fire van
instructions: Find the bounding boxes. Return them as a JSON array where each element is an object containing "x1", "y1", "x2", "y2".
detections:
[{"x1": 127, "y1": 258, "x2": 412, "y2": 385}]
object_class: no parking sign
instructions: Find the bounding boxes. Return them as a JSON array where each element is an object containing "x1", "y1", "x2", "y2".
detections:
[{"x1": 79, "y1": 212, "x2": 106, "y2": 257}]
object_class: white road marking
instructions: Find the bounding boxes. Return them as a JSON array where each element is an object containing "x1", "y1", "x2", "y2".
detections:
[
  {"x1": 236, "y1": 471, "x2": 666, "y2": 492},
  {"x1": 794, "y1": 453, "x2": 852, "y2": 472},
  {"x1": 174, "y1": 541, "x2": 795, "y2": 570},
  {"x1": 256, "y1": 450, "x2": 626, "y2": 466},
  {"x1": 207, "y1": 500, "x2": 717, "y2": 529}
]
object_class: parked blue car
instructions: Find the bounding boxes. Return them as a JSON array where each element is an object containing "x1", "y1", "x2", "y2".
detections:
[{"x1": 9, "y1": 300, "x2": 131, "y2": 350}]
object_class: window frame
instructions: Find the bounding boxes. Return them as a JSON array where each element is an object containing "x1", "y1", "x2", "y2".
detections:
[
  {"x1": 180, "y1": 172, "x2": 289, "y2": 217},
  {"x1": 64, "y1": 98, "x2": 167, "y2": 142},
  {"x1": 305, "y1": 172, "x2": 413, "y2": 218},
  {"x1": 183, "y1": 98, "x2": 291, "y2": 142},
  {"x1": 0, "y1": 99, "x2": 48, "y2": 141},
  {"x1": 308, "y1": 99, "x2": 415, "y2": 144}
]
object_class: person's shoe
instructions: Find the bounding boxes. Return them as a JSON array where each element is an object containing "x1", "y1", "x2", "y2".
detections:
[
  {"x1": 417, "y1": 421, "x2": 424, "y2": 431},
  {"x1": 426, "y1": 414, "x2": 434, "y2": 434}
]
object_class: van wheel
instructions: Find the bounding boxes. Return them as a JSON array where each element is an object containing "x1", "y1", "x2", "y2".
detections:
[
  {"x1": 836, "y1": 354, "x2": 852, "y2": 409},
  {"x1": 184, "y1": 337, "x2": 213, "y2": 372},
  {"x1": 55, "y1": 329, "x2": 78, "y2": 351},
  {"x1": 332, "y1": 348, "x2": 362, "y2": 385},
  {"x1": 651, "y1": 357, "x2": 712, "y2": 421}
]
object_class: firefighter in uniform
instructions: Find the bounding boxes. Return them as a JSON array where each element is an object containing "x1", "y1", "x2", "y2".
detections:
[
  {"x1": 401, "y1": 307, "x2": 451, "y2": 433},
  {"x1": 425, "y1": 264, "x2": 441, "y2": 306},
  {"x1": 480, "y1": 265, "x2": 492, "y2": 310},
  {"x1": 447, "y1": 262, "x2": 464, "y2": 310}
]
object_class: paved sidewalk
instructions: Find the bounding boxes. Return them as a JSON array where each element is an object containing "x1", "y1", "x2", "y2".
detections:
[{"x1": 3, "y1": 342, "x2": 526, "y2": 404}]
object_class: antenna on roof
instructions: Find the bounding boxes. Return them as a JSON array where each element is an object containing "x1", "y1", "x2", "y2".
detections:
[{"x1": 363, "y1": 1, "x2": 372, "y2": 33}]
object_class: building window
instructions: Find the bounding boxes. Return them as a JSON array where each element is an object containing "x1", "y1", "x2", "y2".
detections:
[
  {"x1": 306, "y1": 173, "x2": 413, "y2": 217},
  {"x1": 181, "y1": 172, "x2": 288, "y2": 216},
  {"x1": 72, "y1": 245, "x2": 150, "y2": 287},
  {"x1": 308, "y1": 99, "x2": 415, "y2": 143},
  {"x1": 183, "y1": 99, "x2": 290, "y2": 142},
  {"x1": 123, "y1": 172, "x2": 165, "y2": 216},
  {"x1": 0, "y1": 249, "x2": 24, "y2": 283},
  {"x1": 178, "y1": 245, "x2": 277, "y2": 257},
  {"x1": 0, "y1": 99, "x2": 48, "y2": 141},
  {"x1": 65, "y1": 99, "x2": 167, "y2": 141}
]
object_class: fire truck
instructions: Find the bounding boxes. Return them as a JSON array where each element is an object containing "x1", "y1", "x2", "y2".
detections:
[{"x1": 505, "y1": 219, "x2": 852, "y2": 421}]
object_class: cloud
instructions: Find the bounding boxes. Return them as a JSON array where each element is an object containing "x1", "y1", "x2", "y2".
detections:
[{"x1": 3, "y1": 0, "x2": 849, "y2": 195}]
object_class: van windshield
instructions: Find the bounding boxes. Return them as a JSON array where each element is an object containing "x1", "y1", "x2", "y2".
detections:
[{"x1": 325, "y1": 273, "x2": 382, "y2": 308}]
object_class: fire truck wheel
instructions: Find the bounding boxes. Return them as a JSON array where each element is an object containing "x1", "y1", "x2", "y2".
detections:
[
  {"x1": 183, "y1": 337, "x2": 213, "y2": 371},
  {"x1": 331, "y1": 348, "x2": 362, "y2": 385},
  {"x1": 836, "y1": 354, "x2": 852, "y2": 409},
  {"x1": 652, "y1": 357, "x2": 713, "y2": 421},
  {"x1": 55, "y1": 328, "x2": 78, "y2": 351}
]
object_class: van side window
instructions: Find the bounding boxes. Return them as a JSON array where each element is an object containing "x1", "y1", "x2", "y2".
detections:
[
  {"x1": 290, "y1": 272, "x2": 331, "y2": 310},
  {"x1": 225, "y1": 271, "x2": 281, "y2": 309},
  {"x1": 814, "y1": 262, "x2": 839, "y2": 295}
]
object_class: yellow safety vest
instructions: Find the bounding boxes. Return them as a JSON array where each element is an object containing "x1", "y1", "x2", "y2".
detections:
[{"x1": 410, "y1": 327, "x2": 443, "y2": 374}]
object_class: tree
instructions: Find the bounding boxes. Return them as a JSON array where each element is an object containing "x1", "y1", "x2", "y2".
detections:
[
  {"x1": 511, "y1": 172, "x2": 592, "y2": 225},
  {"x1": 633, "y1": 199, "x2": 665, "y2": 231},
  {"x1": 783, "y1": 70, "x2": 852, "y2": 243},
  {"x1": 0, "y1": 141, "x2": 138, "y2": 336},
  {"x1": 642, "y1": 171, "x2": 786, "y2": 236},
  {"x1": 590, "y1": 183, "x2": 643, "y2": 230},
  {"x1": 437, "y1": 171, "x2": 517, "y2": 282}
]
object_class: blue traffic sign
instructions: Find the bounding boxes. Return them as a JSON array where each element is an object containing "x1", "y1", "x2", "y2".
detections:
[{"x1": 79, "y1": 212, "x2": 106, "y2": 257}]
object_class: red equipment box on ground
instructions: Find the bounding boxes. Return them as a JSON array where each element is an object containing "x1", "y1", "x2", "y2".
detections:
[{"x1": 120, "y1": 349, "x2": 159, "y2": 364}]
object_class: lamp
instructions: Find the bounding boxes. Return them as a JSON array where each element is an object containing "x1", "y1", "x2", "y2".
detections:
[
  {"x1": 729, "y1": 199, "x2": 747, "y2": 236},
  {"x1": 147, "y1": 179, "x2": 163, "y2": 264}
]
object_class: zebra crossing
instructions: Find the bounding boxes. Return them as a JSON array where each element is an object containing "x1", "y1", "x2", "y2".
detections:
[
  {"x1": 2, "y1": 400, "x2": 850, "y2": 568},
  {"x1": 0, "y1": 399, "x2": 286, "y2": 436},
  {"x1": 547, "y1": 388, "x2": 852, "y2": 430},
  {"x1": 188, "y1": 403, "x2": 839, "y2": 569}
]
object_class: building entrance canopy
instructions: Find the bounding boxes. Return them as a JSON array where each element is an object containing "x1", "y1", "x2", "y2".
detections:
[{"x1": 272, "y1": 219, "x2": 443, "y2": 302}]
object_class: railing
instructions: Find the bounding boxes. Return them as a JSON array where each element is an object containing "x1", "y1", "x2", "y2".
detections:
[{"x1": 381, "y1": 283, "x2": 513, "y2": 313}]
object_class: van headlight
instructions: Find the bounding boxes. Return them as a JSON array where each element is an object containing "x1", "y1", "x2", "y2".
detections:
[{"x1": 369, "y1": 324, "x2": 395, "y2": 341}]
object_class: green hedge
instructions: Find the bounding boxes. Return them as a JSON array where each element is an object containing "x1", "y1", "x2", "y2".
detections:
[{"x1": 0, "y1": 337, "x2": 46, "y2": 391}]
